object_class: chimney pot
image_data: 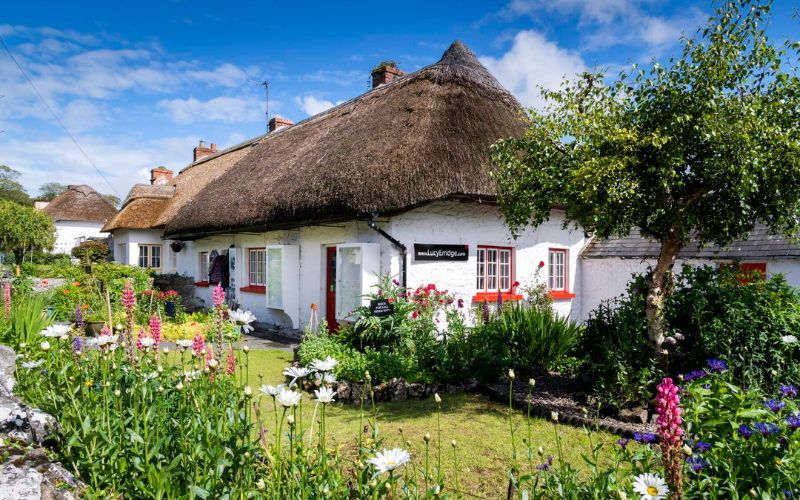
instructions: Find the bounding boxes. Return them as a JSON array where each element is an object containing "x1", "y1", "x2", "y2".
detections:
[
  {"x1": 268, "y1": 116, "x2": 294, "y2": 132},
  {"x1": 150, "y1": 166, "x2": 174, "y2": 185},
  {"x1": 193, "y1": 140, "x2": 216, "y2": 161},
  {"x1": 371, "y1": 62, "x2": 403, "y2": 88}
]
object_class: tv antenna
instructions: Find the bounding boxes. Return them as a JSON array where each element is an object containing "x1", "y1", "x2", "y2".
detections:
[{"x1": 261, "y1": 80, "x2": 269, "y2": 133}]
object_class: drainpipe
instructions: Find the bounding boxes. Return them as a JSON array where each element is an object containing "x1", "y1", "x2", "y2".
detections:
[{"x1": 366, "y1": 219, "x2": 407, "y2": 288}]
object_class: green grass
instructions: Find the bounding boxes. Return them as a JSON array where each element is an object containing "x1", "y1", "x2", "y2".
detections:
[{"x1": 239, "y1": 348, "x2": 616, "y2": 497}]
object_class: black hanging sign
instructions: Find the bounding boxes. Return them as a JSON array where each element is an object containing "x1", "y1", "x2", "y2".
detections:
[
  {"x1": 413, "y1": 244, "x2": 469, "y2": 262},
  {"x1": 370, "y1": 299, "x2": 394, "y2": 317}
]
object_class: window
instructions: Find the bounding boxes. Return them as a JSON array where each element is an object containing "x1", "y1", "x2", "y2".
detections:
[
  {"x1": 116, "y1": 243, "x2": 127, "y2": 265},
  {"x1": 198, "y1": 252, "x2": 209, "y2": 280},
  {"x1": 138, "y1": 244, "x2": 162, "y2": 269},
  {"x1": 548, "y1": 248, "x2": 568, "y2": 291},
  {"x1": 248, "y1": 248, "x2": 266, "y2": 286},
  {"x1": 266, "y1": 247, "x2": 283, "y2": 307},
  {"x1": 476, "y1": 246, "x2": 513, "y2": 292}
]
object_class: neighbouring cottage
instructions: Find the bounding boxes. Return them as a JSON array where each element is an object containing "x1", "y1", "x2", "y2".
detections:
[
  {"x1": 161, "y1": 41, "x2": 587, "y2": 330},
  {"x1": 37, "y1": 185, "x2": 118, "y2": 254},
  {"x1": 579, "y1": 226, "x2": 800, "y2": 319},
  {"x1": 102, "y1": 137, "x2": 264, "y2": 272}
]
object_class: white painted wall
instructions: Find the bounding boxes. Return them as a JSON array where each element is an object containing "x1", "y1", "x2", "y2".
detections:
[
  {"x1": 52, "y1": 221, "x2": 108, "y2": 254},
  {"x1": 110, "y1": 228, "x2": 179, "y2": 273},
  {"x1": 177, "y1": 200, "x2": 587, "y2": 330},
  {"x1": 579, "y1": 257, "x2": 800, "y2": 320}
]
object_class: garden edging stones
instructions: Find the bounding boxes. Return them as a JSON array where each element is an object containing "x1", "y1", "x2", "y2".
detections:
[{"x1": 0, "y1": 345, "x2": 85, "y2": 499}]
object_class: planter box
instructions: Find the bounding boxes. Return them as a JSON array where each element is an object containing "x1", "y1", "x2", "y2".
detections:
[{"x1": 84, "y1": 321, "x2": 105, "y2": 337}]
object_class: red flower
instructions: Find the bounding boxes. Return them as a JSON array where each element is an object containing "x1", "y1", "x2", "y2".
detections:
[
  {"x1": 538, "y1": 261, "x2": 545, "y2": 268},
  {"x1": 512, "y1": 281, "x2": 520, "y2": 288},
  {"x1": 387, "y1": 298, "x2": 393, "y2": 304},
  {"x1": 411, "y1": 311, "x2": 419, "y2": 319}
]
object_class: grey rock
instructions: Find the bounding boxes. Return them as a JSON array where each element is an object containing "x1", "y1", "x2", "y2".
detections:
[
  {"x1": 407, "y1": 383, "x2": 424, "y2": 398},
  {"x1": 390, "y1": 381, "x2": 408, "y2": 401},
  {"x1": 336, "y1": 381, "x2": 351, "y2": 401},
  {"x1": 0, "y1": 346, "x2": 16, "y2": 396},
  {"x1": 618, "y1": 407, "x2": 649, "y2": 425},
  {"x1": 0, "y1": 447, "x2": 83, "y2": 500}
]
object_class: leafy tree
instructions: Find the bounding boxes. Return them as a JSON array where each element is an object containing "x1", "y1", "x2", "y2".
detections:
[
  {"x1": 37, "y1": 182, "x2": 68, "y2": 201},
  {"x1": 0, "y1": 165, "x2": 31, "y2": 205},
  {"x1": 490, "y1": 0, "x2": 800, "y2": 355},
  {"x1": 0, "y1": 200, "x2": 56, "y2": 275},
  {"x1": 71, "y1": 240, "x2": 110, "y2": 264},
  {"x1": 101, "y1": 193, "x2": 121, "y2": 209}
]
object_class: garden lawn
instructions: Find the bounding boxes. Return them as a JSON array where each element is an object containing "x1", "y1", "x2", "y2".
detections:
[{"x1": 243, "y1": 348, "x2": 616, "y2": 498}]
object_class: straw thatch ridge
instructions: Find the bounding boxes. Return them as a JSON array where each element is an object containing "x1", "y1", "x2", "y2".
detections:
[
  {"x1": 164, "y1": 40, "x2": 528, "y2": 238},
  {"x1": 102, "y1": 135, "x2": 264, "y2": 233},
  {"x1": 42, "y1": 185, "x2": 118, "y2": 223}
]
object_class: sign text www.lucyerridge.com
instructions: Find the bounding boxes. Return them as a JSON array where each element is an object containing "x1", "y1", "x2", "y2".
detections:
[{"x1": 413, "y1": 244, "x2": 469, "y2": 261}]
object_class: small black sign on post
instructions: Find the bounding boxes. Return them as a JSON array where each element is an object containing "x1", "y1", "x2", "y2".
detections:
[
  {"x1": 370, "y1": 299, "x2": 394, "y2": 317},
  {"x1": 413, "y1": 244, "x2": 469, "y2": 261}
]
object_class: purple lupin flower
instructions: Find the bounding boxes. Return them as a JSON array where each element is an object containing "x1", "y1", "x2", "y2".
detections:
[
  {"x1": 482, "y1": 299, "x2": 490, "y2": 324},
  {"x1": 75, "y1": 305, "x2": 84, "y2": 329},
  {"x1": 496, "y1": 289, "x2": 503, "y2": 311},
  {"x1": 72, "y1": 336, "x2": 83, "y2": 354}
]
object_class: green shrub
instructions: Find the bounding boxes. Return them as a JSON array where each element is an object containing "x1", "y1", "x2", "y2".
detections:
[
  {"x1": 4, "y1": 292, "x2": 54, "y2": 346},
  {"x1": 70, "y1": 240, "x2": 110, "y2": 264}
]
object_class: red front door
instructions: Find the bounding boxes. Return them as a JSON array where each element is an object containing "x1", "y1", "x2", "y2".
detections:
[{"x1": 326, "y1": 247, "x2": 339, "y2": 332}]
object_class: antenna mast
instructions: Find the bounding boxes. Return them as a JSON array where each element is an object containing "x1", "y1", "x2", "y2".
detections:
[{"x1": 261, "y1": 80, "x2": 269, "y2": 133}]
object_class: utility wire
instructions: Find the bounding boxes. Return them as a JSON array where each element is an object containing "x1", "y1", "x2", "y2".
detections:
[{"x1": 0, "y1": 36, "x2": 120, "y2": 197}]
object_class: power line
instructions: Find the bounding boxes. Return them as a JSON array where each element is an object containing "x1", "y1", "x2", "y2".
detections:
[{"x1": 0, "y1": 36, "x2": 120, "y2": 197}]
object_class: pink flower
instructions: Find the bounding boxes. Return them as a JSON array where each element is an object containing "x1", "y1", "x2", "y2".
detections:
[
  {"x1": 122, "y1": 281, "x2": 136, "y2": 311},
  {"x1": 457, "y1": 298, "x2": 464, "y2": 309},
  {"x1": 2, "y1": 284, "x2": 10, "y2": 320},
  {"x1": 212, "y1": 284, "x2": 225, "y2": 307},
  {"x1": 512, "y1": 280, "x2": 520, "y2": 288},
  {"x1": 192, "y1": 332, "x2": 205, "y2": 356},
  {"x1": 655, "y1": 377, "x2": 683, "y2": 445},
  {"x1": 226, "y1": 350, "x2": 236, "y2": 375},
  {"x1": 149, "y1": 314, "x2": 161, "y2": 351},
  {"x1": 100, "y1": 325, "x2": 112, "y2": 337},
  {"x1": 136, "y1": 328, "x2": 147, "y2": 351}
]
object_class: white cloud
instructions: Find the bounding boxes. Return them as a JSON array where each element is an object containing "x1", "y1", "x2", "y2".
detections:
[
  {"x1": 479, "y1": 31, "x2": 586, "y2": 109},
  {"x1": 157, "y1": 95, "x2": 263, "y2": 124},
  {"x1": 185, "y1": 63, "x2": 250, "y2": 87},
  {"x1": 294, "y1": 95, "x2": 340, "y2": 116}
]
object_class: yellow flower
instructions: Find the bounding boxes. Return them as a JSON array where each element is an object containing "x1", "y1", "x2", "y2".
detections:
[{"x1": 85, "y1": 379, "x2": 94, "y2": 387}]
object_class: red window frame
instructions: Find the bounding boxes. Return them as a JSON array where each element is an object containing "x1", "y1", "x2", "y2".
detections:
[
  {"x1": 547, "y1": 248, "x2": 575, "y2": 300},
  {"x1": 242, "y1": 247, "x2": 266, "y2": 293},
  {"x1": 476, "y1": 245, "x2": 514, "y2": 293}
]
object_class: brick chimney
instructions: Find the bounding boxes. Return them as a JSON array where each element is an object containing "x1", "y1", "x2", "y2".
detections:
[
  {"x1": 193, "y1": 140, "x2": 217, "y2": 161},
  {"x1": 268, "y1": 116, "x2": 294, "y2": 133},
  {"x1": 150, "y1": 166, "x2": 174, "y2": 185},
  {"x1": 371, "y1": 61, "x2": 403, "y2": 88}
]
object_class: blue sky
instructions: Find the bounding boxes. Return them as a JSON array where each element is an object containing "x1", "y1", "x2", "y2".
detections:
[{"x1": 1, "y1": 0, "x2": 798, "y2": 199}]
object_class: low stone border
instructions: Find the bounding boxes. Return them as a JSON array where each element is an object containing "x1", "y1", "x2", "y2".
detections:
[{"x1": 302, "y1": 378, "x2": 478, "y2": 404}]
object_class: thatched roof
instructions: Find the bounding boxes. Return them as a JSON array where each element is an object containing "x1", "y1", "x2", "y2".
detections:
[
  {"x1": 164, "y1": 41, "x2": 528, "y2": 238},
  {"x1": 42, "y1": 185, "x2": 117, "y2": 223},
  {"x1": 102, "y1": 136, "x2": 262, "y2": 232}
]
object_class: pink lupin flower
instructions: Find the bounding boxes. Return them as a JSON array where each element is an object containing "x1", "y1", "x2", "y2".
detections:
[
  {"x1": 122, "y1": 281, "x2": 136, "y2": 311},
  {"x1": 226, "y1": 350, "x2": 236, "y2": 375},
  {"x1": 136, "y1": 328, "x2": 147, "y2": 351},
  {"x1": 212, "y1": 284, "x2": 225, "y2": 307},
  {"x1": 2, "y1": 284, "x2": 10, "y2": 320},
  {"x1": 192, "y1": 332, "x2": 205, "y2": 356},
  {"x1": 656, "y1": 377, "x2": 684, "y2": 497},
  {"x1": 149, "y1": 314, "x2": 162, "y2": 351}
]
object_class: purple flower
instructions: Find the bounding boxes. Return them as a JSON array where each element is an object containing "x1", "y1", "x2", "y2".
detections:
[
  {"x1": 739, "y1": 424, "x2": 755, "y2": 439},
  {"x1": 686, "y1": 456, "x2": 707, "y2": 472},
  {"x1": 753, "y1": 422, "x2": 780, "y2": 436},
  {"x1": 616, "y1": 438, "x2": 630, "y2": 449},
  {"x1": 633, "y1": 432, "x2": 657, "y2": 444},
  {"x1": 74, "y1": 305, "x2": 84, "y2": 329},
  {"x1": 392, "y1": 279, "x2": 400, "y2": 286},
  {"x1": 694, "y1": 441, "x2": 712, "y2": 452},
  {"x1": 706, "y1": 358, "x2": 727, "y2": 372},
  {"x1": 72, "y1": 336, "x2": 83, "y2": 354},
  {"x1": 664, "y1": 336, "x2": 677, "y2": 345},
  {"x1": 764, "y1": 399, "x2": 786, "y2": 413},
  {"x1": 786, "y1": 414, "x2": 800, "y2": 430},
  {"x1": 780, "y1": 385, "x2": 798, "y2": 399},
  {"x1": 535, "y1": 456, "x2": 553, "y2": 471},
  {"x1": 683, "y1": 370, "x2": 707, "y2": 382},
  {"x1": 674, "y1": 332, "x2": 685, "y2": 341}
]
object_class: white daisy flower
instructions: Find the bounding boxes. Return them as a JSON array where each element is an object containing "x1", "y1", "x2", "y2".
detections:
[
  {"x1": 92, "y1": 334, "x2": 115, "y2": 347},
  {"x1": 176, "y1": 339, "x2": 193, "y2": 348},
  {"x1": 283, "y1": 366, "x2": 312, "y2": 386},
  {"x1": 259, "y1": 384, "x2": 285, "y2": 397},
  {"x1": 228, "y1": 309, "x2": 257, "y2": 334},
  {"x1": 40, "y1": 324, "x2": 72, "y2": 337},
  {"x1": 143, "y1": 372, "x2": 159, "y2": 380},
  {"x1": 781, "y1": 334, "x2": 798, "y2": 344},
  {"x1": 20, "y1": 360, "x2": 44, "y2": 370},
  {"x1": 140, "y1": 338, "x2": 155, "y2": 348},
  {"x1": 315, "y1": 372, "x2": 337, "y2": 385},
  {"x1": 368, "y1": 448, "x2": 411, "y2": 475},
  {"x1": 310, "y1": 356, "x2": 338, "y2": 372},
  {"x1": 632, "y1": 473, "x2": 669, "y2": 499},
  {"x1": 40, "y1": 341, "x2": 50, "y2": 351},
  {"x1": 314, "y1": 386, "x2": 336, "y2": 404},
  {"x1": 275, "y1": 388, "x2": 302, "y2": 407}
]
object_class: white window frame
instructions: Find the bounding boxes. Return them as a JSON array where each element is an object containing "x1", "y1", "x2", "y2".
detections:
[
  {"x1": 138, "y1": 244, "x2": 162, "y2": 269},
  {"x1": 547, "y1": 248, "x2": 568, "y2": 292},
  {"x1": 476, "y1": 245, "x2": 513, "y2": 292},
  {"x1": 248, "y1": 248, "x2": 266, "y2": 287},
  {"x1": 198, "y1": 251, "x2": 209, "y2": 281}
]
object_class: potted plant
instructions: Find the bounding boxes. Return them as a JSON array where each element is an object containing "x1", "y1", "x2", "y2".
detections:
[{"x1": 84, "y1": 312, "x2": 106, "y2": 336}]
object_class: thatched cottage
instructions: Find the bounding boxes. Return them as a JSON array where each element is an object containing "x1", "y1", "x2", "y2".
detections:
[{"x1": 38, "y1": 185, "x2": 118, "y2": 254}]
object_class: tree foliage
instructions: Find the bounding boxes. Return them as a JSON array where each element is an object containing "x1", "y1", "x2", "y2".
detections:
[
  {"x1": 0, "y1": 200, "x2": 56, "y2": 273},
  {"x1": 37, "y1": 182, "x2": 68, "y2": 201},
  {"x1": 0, "y1": 165, "x2": 31, "y2": 205},
  {"x1": 490, "y1": 0, "x2": 800, "y2": 352},
  {"x1": 71, "y1": 240, "x2": 110, "y2": 264}
]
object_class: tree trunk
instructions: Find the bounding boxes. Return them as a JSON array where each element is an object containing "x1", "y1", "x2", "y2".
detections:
[
  {"x1": 645, "y1": 232, "x2": 681, "y2": 356},
  {"x1": 13, "y1": 249, "x2": 23, "y2": 277}
]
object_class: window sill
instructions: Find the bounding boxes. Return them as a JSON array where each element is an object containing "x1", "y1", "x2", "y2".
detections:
[
  {"x1": 240, "y1": 285, "x2": 266, "y2": 294},
  {"x1": 472, "y1": 292, "x2": 524, "y2": 303},
  {"x1": 194, "y1": 281, "x2": 210, "y2": 287},
  {"x1": 548, "y1": 290, "x2": 576, "y2": 300}
]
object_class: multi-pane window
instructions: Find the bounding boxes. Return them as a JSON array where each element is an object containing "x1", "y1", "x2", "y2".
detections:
[
  {"x1": 138, "y1": 244, "x2": 162, "y2": 269},
  {"x1": 248, "y1": 248, "x2": 266, "y2": 286},
  {"x1": 476, "y1": 246, "x2": 513, "y2": 292},
  {"x1": 548, "y1": 248, "x2": 568, "y2": 291},
  {"x1": 199, "y1": 251, "x2": 209, "y2": 280}
]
